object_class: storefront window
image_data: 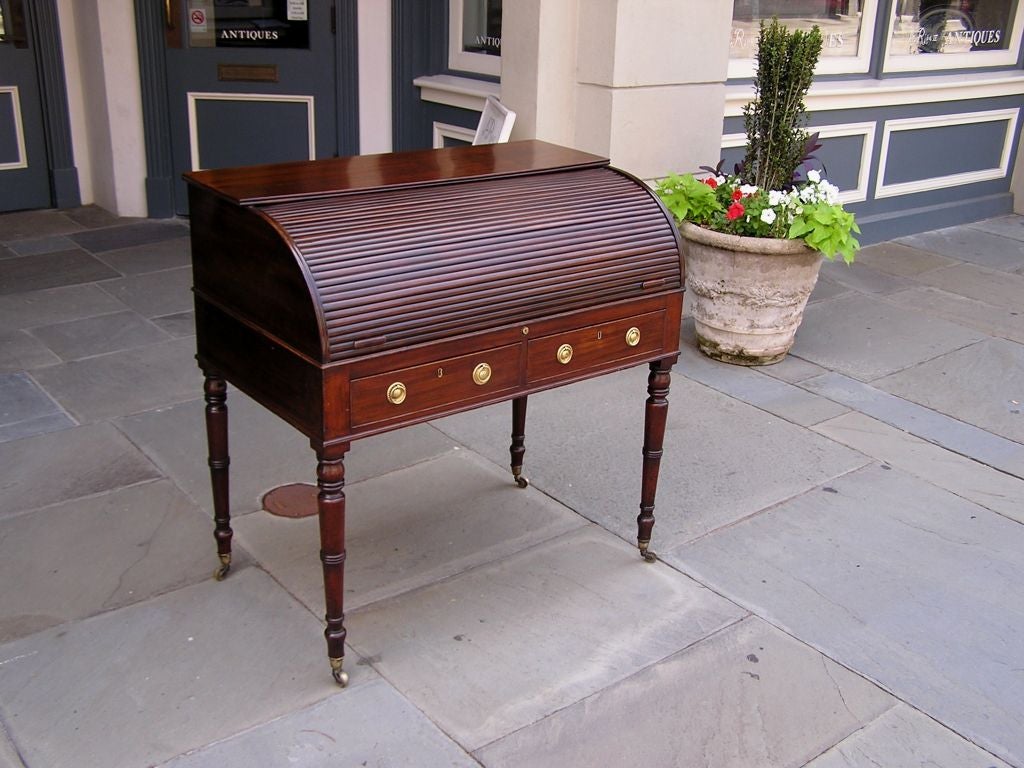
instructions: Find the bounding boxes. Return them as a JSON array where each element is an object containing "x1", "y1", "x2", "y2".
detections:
[
  {"x1": 448, "y1": 0, "x2": 502, "y2": 77},
  {"x1": 886, "y1": 0, "x2": 1023, "y2": 69},
  {"x1": 730, "y1": 0, "x2": 878, "y2": 76},
  {"x1": 187, "y1": 0, "x2": 310, "y2": 49}
]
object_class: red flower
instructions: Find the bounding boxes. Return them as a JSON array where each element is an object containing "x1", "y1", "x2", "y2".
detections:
[
  {"x1": 732, "y1": 189, "x2": 743, "y2": 201},
  {"x1": 726, "y1": 202, "x2": 745, "y2": 221},
  {"x1": 703, "y1": 177, "x2": 719, "y2": 189}
]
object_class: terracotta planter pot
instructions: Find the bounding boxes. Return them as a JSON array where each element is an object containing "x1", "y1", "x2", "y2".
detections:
[{"x1": 679, "y1": 221, "x2": 824, "y2": 366}]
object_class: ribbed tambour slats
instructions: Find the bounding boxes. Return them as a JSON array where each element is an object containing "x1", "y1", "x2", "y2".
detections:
[{"x1": 261, "y1": 168, "x2": 681, "y2": 362}]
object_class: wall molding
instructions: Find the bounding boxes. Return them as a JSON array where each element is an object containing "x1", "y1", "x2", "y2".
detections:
[
  {"x1": 875, "y1": 108, "x2": 1019, "y2": 199},
  {"x1": 721, "y1": 121, "x2": 876, "y2": 204},
  {"x1": 0, "y1": 87, "x2": 28, "y2": 171},
  {"x1": 725, "y1": 71, "x2": 1024, "y2": 116},
  {"x1": 187, "y1": 92, "x2": 316, "y2": 171},
  {"x1": 413, "y1": 74, "x2": 499, "y2": 112},
  {"x1": 431, "y1": 120, "x2": 475, "y2": 148}
]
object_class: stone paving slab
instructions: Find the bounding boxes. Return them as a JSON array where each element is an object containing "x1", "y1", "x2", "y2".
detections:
[
  {"x1": 967, "y1": 214, "x2": 1024, "y2": 242},
  {"x1": 0, "y1": 422, "x2": 161, "y2": 518},
  {"x1": 115, "y1": 393, "x2": 456, "y2": 518},
  {"x1": 152, "y1": 310, "x2": 196, "y2": 338},
  {"x1": 0, "y1": 480, "x2": 220, "y2": 644},
  {"x1": 818, "y1": 258, "x2": 917, "y2": 295},
  {"x1": 0, "y1": 725, "x2": 22, "y2": 768},
  {"x1": 913, "y1": 262, "x2": 1024, "y2": 311},
  {"x1": 679, "y1": 321, "x2": 849, "y2": 426},
  {"x1": 94, "y1": 237, "x2": 191, "y2": 276},
  {"x1": 29, "y1": 309, "x2": 171, "y2": 361},
  {"x1": 0, "y1": 210, "x2": 84, "y2": 241},
  {"x1": 814, "y1": 412, "x2": 1024, "y2": 524},
  {"x1": 98, "y1": 265, "x2": 193, "y2": 318},
  {"x1": 667, "y1": 464, "x2": 1024, "y2": 767},
  {"x1": 0, "y1": 284, "x2": 126, "y2": 331},
  {"x1": 801, "y1": 372, "x2": 1024, "y2": 479},
  {"x1": 346, "y1": 526, "x2": 746, "y2": 751},
  {"x1": 68, "y1": 221, "x2": 188, "y2": 253},
  {"x1": 793, "y1": 293, "x2": 986, "y2": 381},
  {"x1": 0, "y1": 568, "x2": 361, "y2": 768},
  {"x1": 31, "y1": 337, "x2": 200, "y2": 422},
  {"x1": 897, "y1": 225, "x2": 1024, "y2": 271},
  {"x1": 874, "y1": 338, "x2": 1024, "y2": 444},
  {"x1": 805, "y1": 704, "x2": 1012, "y2": 768},
  {"x1": 884, "y1": 285, "x2": 1024, "y2": 344},
  {"x1": 7, "y1": 235, "x2": 76, "y2": 257},
  {"x1": 808, "y1": 275, "x2": 853, "y2": 304},
  {"x1": 0, "y1": 250, "x2": 120, "y2": 295},
  {"x1": 0, "y1": 372, "x2": 72, "y2": 444},
  {"x1": 433, "y1": 367, "x2": 867, "y2": 549},
  {"x1": 851, "y1": 241, "x2": 957, "y2": 276},
  {"x1": 477, "y1": 617, "x2": 893, "y2": 768},
  {"x1": 61, "y1": 205, "x2": 127, "y2": 230},
  {"x1": 759, "y1": 353, "x2": 829, "y2": 383},
  {"x1": 161, "y1": 678, "x2": 477, "y2": 768},
  {"x1": 235, "y1": 449, "x2": 585, "y2": 614},
  {"x1": 0, "y1": 332, "x2": 60, "y2": 373}
]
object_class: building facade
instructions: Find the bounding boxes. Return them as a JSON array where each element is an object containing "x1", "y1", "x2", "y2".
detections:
[{"x1": 3, "y1": 0, "x2": 1024, "y2": 242}]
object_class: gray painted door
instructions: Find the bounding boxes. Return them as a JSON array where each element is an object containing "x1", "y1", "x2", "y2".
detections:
[
  {"x1": 0, "y1": 9, "x2": 52, "y2": 212},
  {"x1": 164, "y1": 0, "x2": 340, "y2": 213}
]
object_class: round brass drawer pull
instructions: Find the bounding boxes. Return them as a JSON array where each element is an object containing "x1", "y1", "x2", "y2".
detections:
[
  {"x1": 472, "y1": 363, "x2": 492, "y2": 385},
  {"x1": 557, "y1": 343, "x2": 574, "y2": 365},
  {"x1": 626, "y1": 327, "x2": 641, "y2": 347},
  {"x1": 386, "y1": 382, "x2": 407, "y2": 405}
]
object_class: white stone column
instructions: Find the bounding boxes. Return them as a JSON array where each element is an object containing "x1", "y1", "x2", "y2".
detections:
[
  {"x1": 57, "y1": 0, "x2": 148, "y2": 216},
  {"x1": 503, "y1": 0, "x2": 732, "y2": 180}
]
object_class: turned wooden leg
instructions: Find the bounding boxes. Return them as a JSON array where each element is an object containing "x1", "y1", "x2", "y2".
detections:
[
  {"x1": 316, "y1": 442, "x2": 350, "y2": 687},
  {"x1": 204, "y1": 373, "x2": 232, "y2": 581},
  {"x1": 638, "y1": 358, "x2": 674, "y2": 563},
  {"x1": 510, "y1": 395, "x2": 529, "y2": 488}
]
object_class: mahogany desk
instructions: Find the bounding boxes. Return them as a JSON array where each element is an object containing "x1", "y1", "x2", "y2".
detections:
[{"x1": 184, "y1": 140, "x2": 684, "y2": 685}]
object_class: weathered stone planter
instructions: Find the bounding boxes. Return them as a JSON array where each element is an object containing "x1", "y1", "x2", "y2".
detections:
[{"x1": 680, "y1": 221, "x2": 823, "y2": 366}]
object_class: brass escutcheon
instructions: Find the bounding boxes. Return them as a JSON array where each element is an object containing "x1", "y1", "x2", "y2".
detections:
[
  {"x1": 387, "y1": 382, "x2": 407, "y2": 405},
  {"x1": 557, "y1": 343, "x2": 573, "y2": 365},
  {"x1": 626, "y1": 327, "x2": 641, "y2": 347},
  {"x1": 472, "y1": 363, "x2": 492, "y2": 385}
]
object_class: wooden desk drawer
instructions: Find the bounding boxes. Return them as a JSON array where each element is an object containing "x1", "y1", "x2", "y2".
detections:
[
  {"x1": 527, "y1": 310, "x2": 666, "y2": 383},
  {"x1": 351, "y1": 343, "x2": 521, "y2": 427}
]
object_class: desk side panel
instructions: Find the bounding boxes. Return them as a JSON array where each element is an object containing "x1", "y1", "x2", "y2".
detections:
[
  {"x1": 195, "y1": 298, "x2": 326, "y2": 441},
  {"x1": 188, "y1": 185, "x2": 324, "y2": 362}
]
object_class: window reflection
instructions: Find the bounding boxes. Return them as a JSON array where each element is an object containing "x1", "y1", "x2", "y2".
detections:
[
  {"x1": 890, "y1": 0, "x2": 1015, "y2": 55},
  {"x1": 731, "y1": 1, "x2": 867, "y2": 59},
  {"x1": 461, "y1": 0, "x2": 501, "y2": 57}
]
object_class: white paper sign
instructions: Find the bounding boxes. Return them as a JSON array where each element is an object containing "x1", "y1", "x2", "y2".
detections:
[
  {"x1": 287, "y1": 0, "x2": 307, "y2": 21},
  {"x1": 189, "y1": 6, "x2": 207, "y2": 32}
]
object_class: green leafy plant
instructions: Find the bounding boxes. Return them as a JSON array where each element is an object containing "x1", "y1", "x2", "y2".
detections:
[{"x1": 654, "y1": 17, "x2": 859, "y2": 263}]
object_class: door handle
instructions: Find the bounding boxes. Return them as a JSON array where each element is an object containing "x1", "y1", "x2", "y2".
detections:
[{"x1": 165, "y1": 0, "x2": 174, "y2": 29}]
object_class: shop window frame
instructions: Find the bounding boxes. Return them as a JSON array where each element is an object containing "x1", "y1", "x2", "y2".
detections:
[
  {"x1": 447, "y1": 0, "x2": 501, "y2": 78},
  {"x1": 728, "y1": 0, "x2": 880, "y2": 78},
  {"x1": 882, "y1": 0, "x2": 1024, "y2": 72}
]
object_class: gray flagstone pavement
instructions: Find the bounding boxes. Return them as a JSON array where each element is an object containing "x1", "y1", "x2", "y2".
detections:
[{"x1": 0, "y1": 206, "x2": 1021, "y2": 767}]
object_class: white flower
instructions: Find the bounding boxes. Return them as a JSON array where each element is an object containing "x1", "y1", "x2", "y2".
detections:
[
  {"x1": 768, "y1": 190, "x2": 785, "y2": 206},
  {"x1": 740, "y1": 184, "x2": 759, "y2": 196},
  {"x1": 715, "y1": 175, "x2": 727, "y2": 186},
  {"x1": 821, "y1": 182, "x2": 841, "y2": 204},
  {"x1": 760, "y1": 208, "x2": 777, "y2": 225},
  {"x1": 807, "y1": 169, "x2": 822, "y2": 183}
]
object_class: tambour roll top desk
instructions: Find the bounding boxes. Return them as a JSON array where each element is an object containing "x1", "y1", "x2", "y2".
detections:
[{"x1": 185, "y1": 140, "x2": 684, "y2": 685}]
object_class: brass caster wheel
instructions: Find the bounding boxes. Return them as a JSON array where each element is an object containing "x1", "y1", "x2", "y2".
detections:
[
  {"x1": 512, "y1": 467, "x2": 529, "y2": 488},
  {"x1": 638, "y1": 542, "x2": 657, "y2": 563},
  {"x1": 330, "y1": 657, "x2": 349, "y2": 687},
  {"x1": 213, "y1": 553, "x2": 231, "y2": 581}
]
